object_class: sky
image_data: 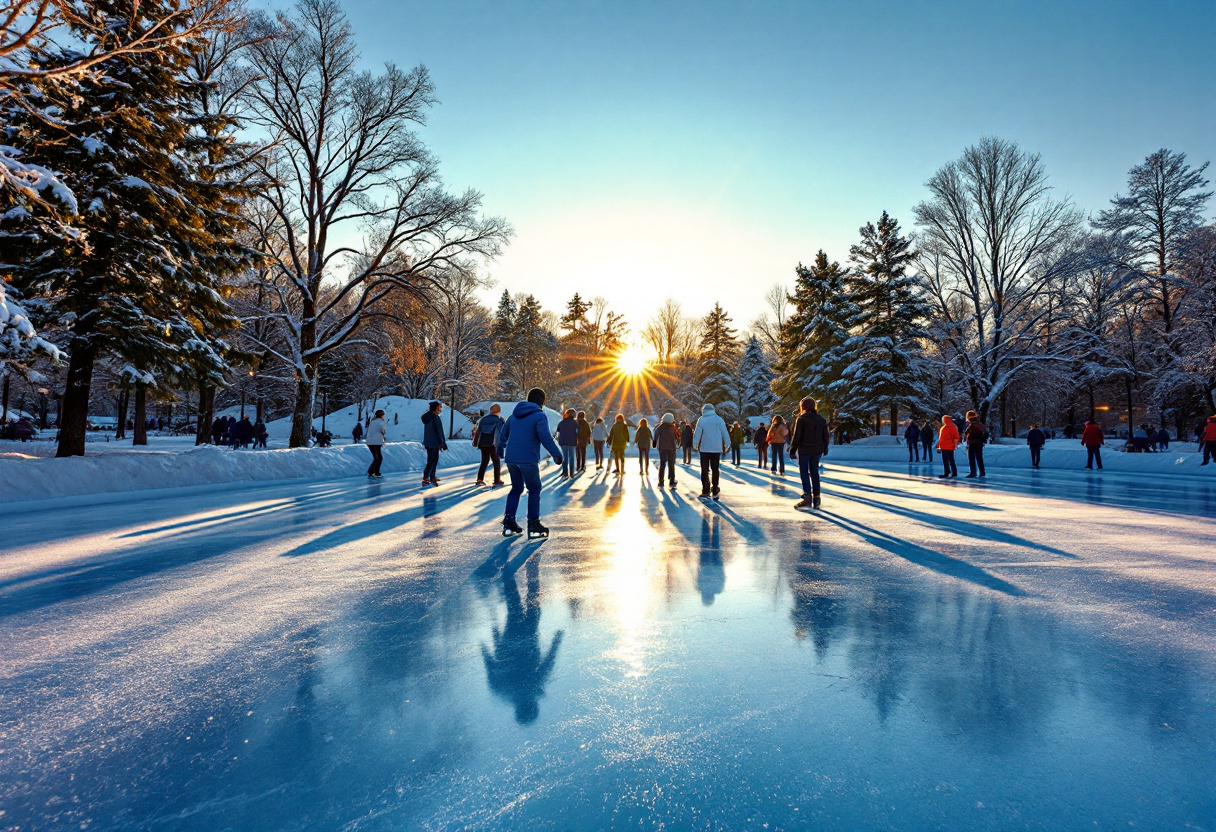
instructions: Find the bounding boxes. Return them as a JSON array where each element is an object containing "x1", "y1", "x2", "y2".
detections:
[{"x1": 332, "y1": 0, "x2": 1216, "y2": 335}]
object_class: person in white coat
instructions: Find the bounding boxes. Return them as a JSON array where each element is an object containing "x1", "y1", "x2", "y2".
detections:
[
  {"x1": 692, "y1": 403, "x2": 730, "y2": 498},
  {"x1": 366, "y1": 409, "x2": 387, "y2": 478}
]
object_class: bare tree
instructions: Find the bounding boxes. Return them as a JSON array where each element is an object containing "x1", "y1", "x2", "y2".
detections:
[
  {"x1": 749, "y1": 283, "x2": 788, "y2": 358},
  {"x1": 643, "y1": 299, "x2": 698, "y2": 365},
  {"x1": 242, "y1": 0, "x2": 509, "y2": 446},
  {"x1": 913, "y1": 136, "x2": 1084, "y2": 423}
]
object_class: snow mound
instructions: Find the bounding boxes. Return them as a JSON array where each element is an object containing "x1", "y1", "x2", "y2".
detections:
[
  {"x1": 268, "y1": 396, "x2": 476, "y2": 442},
  {"x1": 0, "y1": 441, "x2": 482, "y2": 504}
]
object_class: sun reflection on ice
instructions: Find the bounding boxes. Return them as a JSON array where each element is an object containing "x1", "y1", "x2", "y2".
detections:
[{"x1": 599, "y1": 483, "x2": 664, "y2": 678}]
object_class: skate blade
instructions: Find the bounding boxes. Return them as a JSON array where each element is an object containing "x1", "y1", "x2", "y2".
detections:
[{"x1": 527, "y1": 531, "x2": 549, "y2": 539}]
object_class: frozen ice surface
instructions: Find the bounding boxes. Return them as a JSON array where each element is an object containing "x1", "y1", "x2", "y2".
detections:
[{"x1": 1, "y1": 458, "x2": 1215, "y2": 831}]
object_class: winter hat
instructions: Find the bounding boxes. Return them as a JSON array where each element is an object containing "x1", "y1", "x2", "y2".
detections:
[
  {"x1": 702, "y1": 403, "x2": 716, "y2": 415},
  {"x1": 662, "y1": 413, "x2": 675, "y2": 424},
  {"x1": 966, "y1": 410, "x2": 978, "y2": 420}
]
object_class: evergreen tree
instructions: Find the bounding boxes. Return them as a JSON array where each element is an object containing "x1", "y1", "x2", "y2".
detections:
[
  {"x1": 842, "y1": 212, "x2": 931, "y2": 433},
  {"x1": 773, "y1": 252, "x2": 859, "y2": 424},
  {"x1": 1, "y1": 0, "x2": 248, "y2": 456},
  {"x1": 727, "y1": 334, "x2": 775, "y2": 419},
  {"x1": 490, "y1": 290, "x2": 518, "y2": 394},
  {"x1": 559, "y1": 293, "x2": 591, "y2": 336},
  {"x1": 508, "y1": 295, "x2": 558, "y2": 395},
  {"x1": 697, "y1": 302, "x2": 740, "y2": 409}
]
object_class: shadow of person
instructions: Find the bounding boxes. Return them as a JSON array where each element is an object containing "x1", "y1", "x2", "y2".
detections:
[
  {"x1": 697, "y1": 514, "x2": 725, "y2": 605},
  {"x1": 789, "y1": 538, "x2": 842, "y2": 658},
  {"x1": 482, "y1": 556, "x2": 564, "y2": 724}
]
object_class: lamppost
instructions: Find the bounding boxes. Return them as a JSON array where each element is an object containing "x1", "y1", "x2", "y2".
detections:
[{"x1": 442, "y1": 379, "x2": 464, "y2": 439}]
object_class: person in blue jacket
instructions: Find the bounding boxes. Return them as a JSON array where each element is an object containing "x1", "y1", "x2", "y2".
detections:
[
  {"x1": 904, "y1": 419, "x2": 921, "y2": 462},
  {"x1": 498, "y1": 388, "x2": 564, "y2": 537}
]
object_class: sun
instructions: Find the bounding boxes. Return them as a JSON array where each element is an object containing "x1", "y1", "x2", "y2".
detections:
[{"x1": 615, "y1": 343, "x2": 652, "y2": 376}]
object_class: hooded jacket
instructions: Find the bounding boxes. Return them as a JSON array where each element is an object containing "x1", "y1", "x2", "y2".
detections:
[
  {"x1": 692, "y1": 404, "x2": 730, "y2": 453},
  {"x1": 498, "y1": 401, "x2": 563, "y2": 464},
  {"x1": 1204, "y1": 419, "x2": 1216, "y2": 442},
  {"x1": 936, "y1": 417, "x2": 960, "y2": 451},
  {"x1": 421, "y1": 410, "x2": 447, "y2": 449}
]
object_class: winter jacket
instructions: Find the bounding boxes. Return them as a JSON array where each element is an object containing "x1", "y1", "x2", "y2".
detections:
[
  {"x1": 963, "y1": 419, "x2": 987, "y2": 447},
  {"x1": 608, "y1": 422, "x2": 630, "y2": 451},
  {"x1": 767, "y1": 423, "x2": 789, "y2": 445},
  {"x1": 367, "y1": 418, "x2": 387, "y2": 446},
  {"x1": 1026, "y1": 428, "x2": 1046, "y2": 448},
  {"x1": 555, "y1": 416, "x2": 579, "y2": 446},
  {"x1": 681, "y1": 424, "x2": 694, "y2": 447},
  {"x1": 790, "y1": 411, "x2": 830, "y2": 456},
  {"x1": 474, "y1": 413, "x2": 504, "y2": 448},
  {"x1": 1081, "y1": 423, "x2": 1105, "y2": 448},
  {"x1": 635, "y1": 425, "x2": 653, "y2": 449},
  {"x1": 421, "y1": 410, "x2": 447, "y2": 449},
  {"x1": 653, "y1": 422, "x2": 680, "y2": 452},
  {"x1": 692, "y1": 404, "x2": 731, "y2": 454},
  {"x1": 904, "y1": 423, "x2": 920, "y2": 443},
  {"x1": 498, "y1": 401, "x2": 563, "y2": 464},
  {"x1": 234, "y1": 418, "x2": 256, "y2": 444},
  {"x1": 592, "y1": 422, "x2": 609, "y2": 442},
  {"x1": 576, "y1": 417, "x2": 592, "y2": 446},
  {"x1": 936, "y1": 417, "x2": 960, "y2": 451},
  {"x1": 254, "y1": 421, "x2": 268, "y2": 439},
  {"x1": 352, "y1": 423, "x2": 363, "y2": 441},
  {"x1": 1204, "y1": 420, "x2": 1216, "y2": 442},
  {"x1": 753, "y1": 425, "x2": 768, "y2": 446},
  {"x1": 920, "y1": 423, "x2": 935, "y2": 444},
  {"x1": 729, "y1": 426, "x2": 746, "y2": 446}
]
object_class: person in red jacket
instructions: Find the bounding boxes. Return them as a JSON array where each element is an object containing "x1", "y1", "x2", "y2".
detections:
[
  {"x1": 936, "y1": 415, "x2": 960, "y2": 478},
  {"x1": 1201, "y1": 416, "x2": 1216, "y2": 466},
  {"x1": 1081, "y1": 419, "x2": 1105, "y2": 470}
]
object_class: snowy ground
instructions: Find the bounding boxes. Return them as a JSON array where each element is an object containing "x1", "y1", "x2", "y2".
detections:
[{"x1": 2, "y1": 455, "x2": 1215, "y2": 830}]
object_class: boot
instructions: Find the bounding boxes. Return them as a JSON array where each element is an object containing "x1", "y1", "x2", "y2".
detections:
[
  {"x1": 527, "y1": 519, "x2": 549, "y2": 538},
  {"x1": 502, "y1": 518, "x2": 523, "y2": 536}
]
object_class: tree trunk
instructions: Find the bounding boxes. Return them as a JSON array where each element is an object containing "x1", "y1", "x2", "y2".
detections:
[
  {"x1": 133, "y1": 383, "x2": 148, "y2": 445},
  {"x1": 256, "y1": 395, "x2": 264, "y2": 423},
  {"x1": 55, "y1": 339, "x2": 97, "y2": 457},
  {"x1": 115, "y1": 388, "x2": 129, "y2": 439},
  {"x1": 289, "y1": 364, "x2": 318, "y2": 448},
  {"x1": 873, "y1": 409, "x2": 881, "y2": 436},
  {"x1": 1, "y1": 373, "x2": 9, "y2": 426},
  {"x1": 1125, "y1": 378, "x2": 1134, "y2": 438},
  {"x1": 196, "y1": 383, "x2": 215, "y2": 445},
  {"x1": 1087, "y1": 388, "x2": 1095, "y2": 421},
  {"x1": 889, "y1": 400, "x2": 898, "y2": 436}
]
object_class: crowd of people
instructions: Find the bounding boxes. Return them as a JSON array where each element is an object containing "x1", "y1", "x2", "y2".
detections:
[{"x1": 209, "y1": 414, "x2": 269, "y2": 449}]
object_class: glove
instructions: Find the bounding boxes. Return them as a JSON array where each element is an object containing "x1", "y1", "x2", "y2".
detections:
[{"x1": 553, "y1": 454, "x2": 564, "y2": 466}]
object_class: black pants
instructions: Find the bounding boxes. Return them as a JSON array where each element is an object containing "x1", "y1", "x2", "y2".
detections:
[
  {"x1": 1030, "y1": 446, "x2": 1042, "y2": 467},
  {"x1": 366, "y1": 445, "x2": 383, "y2": 476},
  {"x1": 576, "y1": 444, "x2": 587, "y2": 470},
  {"x1": 594, "y1": 440, "x2": 605, "y2": 467},
  {"x1": 756, "y1": 445, "x2": 767, "y2": 468},
  {"x1": 700, "y1": 452, "x2": 721, "y2": 494},
  {"x1": 1205, "y1": 441, "x2": 1216, "y2": 464},
  {"x1": 1086, "y1": 446, "x2": 1103, "y2": 469},
  {"x1": 423, "y1": 447, "x2": 440, "y2": 480},
  {"x1": 683, "y1": 445, "x2": 692, "y2": 464},
  {"x1": 658, "y1": 449, "x2": 677, "y2": 485},
  {"x1": 477, "y1": 446, "x2": 501, "y2": 482},
  {"x1": 940, "y1": 449, "x2": 957, "y2": 477},
  {"x1": 730, "y1": 444, "x2": 741, "y2": 465},
  {"x1": 638, "y1": 447, "x2": 650, "y2": 471},
  {"x1": 908, "y1": 441, "x2": 919, "y2": 462},
  {"x1": 922, "y1": 441, "x2": 932, "y2": 461},
  {"x1": 967, "y1": 444, "x2": 985, "y2": 476}
]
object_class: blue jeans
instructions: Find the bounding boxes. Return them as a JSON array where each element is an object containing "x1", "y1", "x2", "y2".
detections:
[
  {"x1": 770, "y1": 443, "x2": 785, "y2": 473},
  {"x1": 560, "y1": 445, "x2": 576, "y2": 477},
  {"x1": 504, "y1": 462, "x2": 543, "y2": 522},
  {"x1": 797, "y1": 452, "x2": 821, "y2": 498}
]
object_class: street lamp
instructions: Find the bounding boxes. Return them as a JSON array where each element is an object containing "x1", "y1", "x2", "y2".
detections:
[{"x1": 442, "y1": 379, "x2": 464, "y2": 439}]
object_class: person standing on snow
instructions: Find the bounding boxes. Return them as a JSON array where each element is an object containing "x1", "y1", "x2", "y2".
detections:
[
  {"x1": 1081, "y1": 419, "x2": 1105, "y2": 470},
  {"x1": 421, "y1": 400, "x2": 448, "y2": 486},
  {"x1": 936, "y1": 414, "x2": 960, "y2": 478},
  {"x1": 963, "y1": 410, "x2": 987, "y2": 478},
  {"x1": 608, "y1": 414, "x2": 630, "y2": 476},
  {"x1": 692, "y1": 403, "x2": 730, "y2": 499},
  {"x1": 681, "y1": 419, "x2": 695, "y2": 465},
  {"x1": 653, "y1": 412, "x2": 680, "y2": 488},
  {"x1": 555, "y1": 409, "x2": 579, "y2": 479},
  {"x1": 634, "y1": 417, "x2": 653, "y2": 474},
  {"x1": 1200, "y1": 415, "x2": 1216, "y2": 465},
  {"x1": 473, "y1": 404, "x2": 505, "y2": 486},
  {"x1": 366, "y1": 409, "x2": 387, "y2": 478},
  {"x1": 352, "y1": 421, "x2": 364, "y2": 443},
  {"x1": 904, "y1": 419, "x2": 921, "y2": 462},
  {"x1": 498, "y1": 388, "x2": 564, "y2": 538},
  {"x1": 575, "y1": 411, "x2": 591, "y2": 472},
  {"x1": 253, "y1": 418, "x2": 268, "y2": 449},
  {"x1": 1026, "y1": 423, "x2": 1046, "y2": 469},
  {"x1": 753, "y1": 422, "x2": 769, "y2": 469},
  {"x1": 591, "y1": 417, "x2": 609, "y2": 470},
  {"x1": 789, "y1": 397, "x2": 830, "y2": 509}
]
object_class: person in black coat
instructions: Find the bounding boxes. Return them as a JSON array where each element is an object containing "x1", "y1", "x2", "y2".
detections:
[
  {"x1": 680, "y1": 421, "x2": 694, "y2": 464},
  {"x1": 1026, "y1": 424, "x2": 1046, "y2": 468},
  {"x1": 788, "y1": 397, "x2": 830, "y2": 509},
  {"x1": 904, "y1": 420, "x2": 921, "y2": 462}
]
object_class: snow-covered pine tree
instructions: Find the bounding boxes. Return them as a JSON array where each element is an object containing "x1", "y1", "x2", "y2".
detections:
[
  {"x1": 841, "y1": 211, "x2": 931, "y2": 434},
  {"x1": 697, "y1": 302, "x2": 740, "y2": 411},
  {"x1": 1, "y1": 0, "x2": 248, "y2": 456},
  {"x1": 737, "y1": 334, "x2": 776, "y2": 419},
  {"x1": 773, "y1": 251, "x2": 859, "y2": 425},
  {"x1": 490, "y1": 290, "x2": 519, "y2": 395}
]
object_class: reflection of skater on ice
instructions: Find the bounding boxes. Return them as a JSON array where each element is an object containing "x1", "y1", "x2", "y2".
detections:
[{"x1": 482, "y1": 557, "x2": 564, "y2": 724}]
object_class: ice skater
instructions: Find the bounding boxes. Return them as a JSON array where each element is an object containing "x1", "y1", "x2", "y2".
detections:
[
  {"x1": 421, "y1": 400, "x2": 447, "y2": 486},
  {"x1": 693, "y1": 403, "x2": 730, "y2": 499},
  {"x1": 498, "y1": 388, "x2": 564, "y2": 538},
  {"x1": 635, "y1": 417, "x2": 652, "y2": 474},
  {"x1": 963, "y1": 410, "x2": 986, "y2": 478},
  {"x1": 473, "y1": 404, "x2": 505, "y2": 486},
  {"x1": 366, "y1": 409, "x2": 386, "y2": 478},
  {"x1": 1081, "y1": 419, "x2": 1105, "y2": 470},
  {"x1": 1026, "y1": 423, "x2": 1046, "y2": 469},
  {"x1": 653, "y1": 412, "x2": 679, "y2": 488},
  {"x1": 592, "y1": 417, "x2": 608, "y2": 470},
  {"x1": 555, "y1": 408, "x2": 579, "y2": 479},
  {"x1": 789, "y1": 397, "x2": 830, "y2": 509},
  {"x1": 936, "y1": 414, "x2": 959, "y2": 478},
  {"x1": 608, "y1": 413, "x2": 630, "y2": 476}
]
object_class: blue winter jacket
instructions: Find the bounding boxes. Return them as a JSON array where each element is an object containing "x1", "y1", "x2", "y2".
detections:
[
  {"x1": 555, "y1": 416, "x2": 579, "y2": 446},
  {"x1": 904, "y1": 423, "x2": 920, "y2": 443},
  {"x1": 498, "y1": 402, "x2": 563, "y2": 465},
  {"x1": 421, "y1": 410, "x2": 447, "y2": 449}
]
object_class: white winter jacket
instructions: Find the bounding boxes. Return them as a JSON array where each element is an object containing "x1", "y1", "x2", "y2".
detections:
[
  {"x1": 591, "y1": 423, "x2": 609, "y2": 442},
  {"x1": 367, "y1": 418, "x2": 387, "y2": 446},
  {"x1": 692, "y1": 404, "x2": 730, "y2": 454}
]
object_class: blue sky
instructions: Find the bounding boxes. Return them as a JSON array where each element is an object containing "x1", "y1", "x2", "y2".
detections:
[{"x1": 337, "y1": 0, "x2": 1216, "y2": 331}]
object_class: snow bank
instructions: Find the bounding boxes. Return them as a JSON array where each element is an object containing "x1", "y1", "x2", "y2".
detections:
[
  {"x1": 0, "y1": 441, "x2": 481, "y2": 504},
  {"x1": 827, "y1": 437, "x2": 1215, "y2": 475},
  {"x1": 268, "y1": 396, "x2": 476, "y2": 443}
]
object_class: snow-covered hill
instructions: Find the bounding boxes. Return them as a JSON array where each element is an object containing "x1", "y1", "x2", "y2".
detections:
[
  {"x1": 268, "y1": 396, "x2": 476, "y2": 442},
  {"x1": 464, "y1": 400, "x2": 563, "y2": 433}
]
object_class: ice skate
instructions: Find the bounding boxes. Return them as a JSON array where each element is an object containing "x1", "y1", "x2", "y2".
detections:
[
  {"x1": 502, "y1": 518, "x2": 523, "y2": 537},
  {"x1": 527, "y1": 519, "x2": 550, "y2": 539}
]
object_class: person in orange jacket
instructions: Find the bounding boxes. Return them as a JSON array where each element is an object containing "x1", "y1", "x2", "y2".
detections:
[
  {"x1": 1081, "y1": 419, "x2": 1105, "y2": 470},
  {"x1": 936, "y1": 415, "x2": 960, "y2": 478},
  {"x1": 1200, "y1": 415, "x2": 1216, "y2": 466}
]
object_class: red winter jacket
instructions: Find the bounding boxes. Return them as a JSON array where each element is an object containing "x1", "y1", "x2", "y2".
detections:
[
  {"x1": 1081, "y1": 424, "x2": 1105, "y2": 448},
  {"x1": 936, "y1": 417, "x2": 960, "y2": 451},
  {"x1": 1203, "y1": 420, "x2": 1216, "y2": 442}
]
